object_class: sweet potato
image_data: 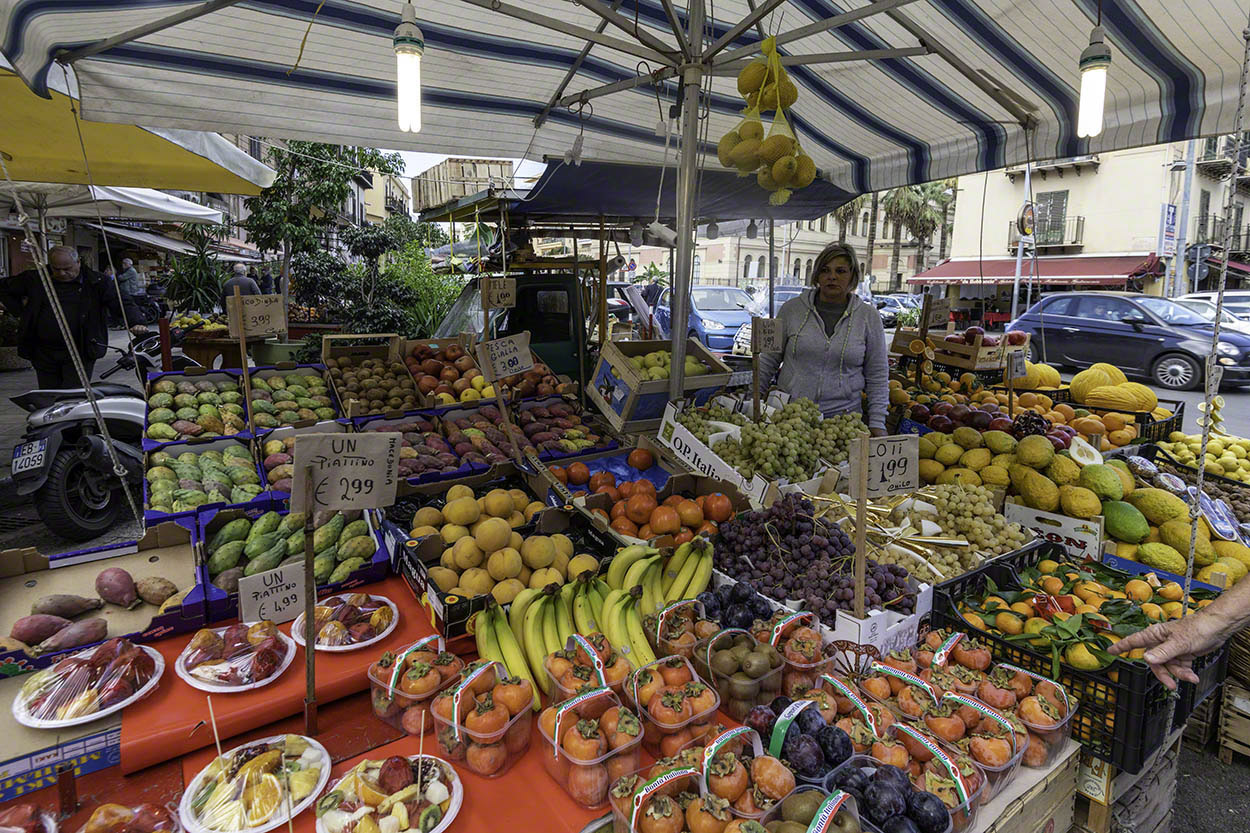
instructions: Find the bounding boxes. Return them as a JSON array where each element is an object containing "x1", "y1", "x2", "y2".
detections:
[
  {"x1": 136, "y1": 577, "x2": 178, "y2": 606},
  {"x1": 33, "y1": 618, "x2": 107, "y2": 655},
  {"x1": 31, "y1": 594, "x2": 103, "y2": 618},
  {"x1": 96, "y1": 567, "x2": 140, "y2": 609},
  {"x1": 10, "y1": 614, "x2": 71, "y2": 644}
]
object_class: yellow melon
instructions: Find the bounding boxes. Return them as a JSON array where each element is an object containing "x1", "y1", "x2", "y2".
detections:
[
  {"x1": 1070, "y1": 368, "x2": 1112, "y2": 403},
  {"x1": 1090, "y1": 363, "x2": 1128, "y2": 385}
]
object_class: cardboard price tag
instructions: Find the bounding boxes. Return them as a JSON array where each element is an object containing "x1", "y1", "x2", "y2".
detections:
[
  {"x1": 850, "y1": 435, "x2": 919, "y2": 499},
  {"x1": 237, "y1": 563, "x2": 305, "y2": 624},
  {"x1": 1006, "y1": 350, "x2": 1027, "y2": 381},
  {"x1": 291, "y1": 433, "x2": 401, "y2": 512},
  {"x1": 229, "y1": 294, "x2": 286, "y2": 338},
  {"x1": 475, "y1": 332, "x2": 534, "y2": 382},
  {"x1": 482, "y1": 277, "x2": 517, "y2": 309},
  {"x1": 927, "y1": 298, "x2": 950, "y2": 328},
  {"x1": 751, "y1": 317, "x2": 782, "y2": 353}
]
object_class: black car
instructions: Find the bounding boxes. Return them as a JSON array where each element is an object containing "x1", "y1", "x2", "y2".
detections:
[{"x1": 1008, "y1": 291, "x2": 1250, "y2": 390}]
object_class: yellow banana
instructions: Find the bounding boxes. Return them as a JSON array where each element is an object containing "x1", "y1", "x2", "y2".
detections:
[
  {"x1": 685, "y1": 541, "x2": 715, "y2": 599},
  {"x1": 491, "y1": 604, "x2": 542, "y2": 711},
  {"x1": 573, "y1": 580, "x2": 598, "y2": 635},
  {"x1": 587, "y1": 580, "x2": 605, "y2": 625},
  {"x1": 661, "y1": 541, "x2": 693, "y2": 596},
  {"x1": 666, "y1": 540, "x2": 705, "y2": 602},
  {"x1": 542, "y1": 594, "x2": 562, "y2": 656},
  {"x1": 626, "y1": 597, "x2": 657, "y2": 666},
  {"x1": 555, "y1": 584, "x2": 576, "y2": 644},
  {"x1": 521, "y1": 595, "x2": 551, "y2": 695},
  {"x1": 508, "y1": 586, "x2": 541, "y2": 657},
  {"x1": 476, "y1": 606, "x2": 504, "y2": 666},
  {"x1": 606, "y1": 544, "x2": 648, "y2": 589},
  {"x1": 622, "y1": 552, "x2": 657, "y2": 593}
]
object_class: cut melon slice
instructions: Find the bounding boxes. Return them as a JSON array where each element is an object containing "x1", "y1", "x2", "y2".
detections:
[{"x1": 1069, "y1": 436, "x2": 1103, "y2": 466}]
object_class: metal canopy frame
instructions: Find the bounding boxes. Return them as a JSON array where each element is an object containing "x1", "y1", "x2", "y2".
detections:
[{"x1": 55, "y1": 0, "x2": 1036, "y2": 398}]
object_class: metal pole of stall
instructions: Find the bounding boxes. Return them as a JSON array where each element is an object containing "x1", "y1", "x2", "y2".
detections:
[
  {"x1": 1172, "y1": 139, "x2": 1197, "y2": 296},
  {"x1": 667, "y1": 0, "x2": 705, "y2": 401},
  {"x1": 768, "y1": 219, "x2": 776, "y2": 317},
  {"x1": 1010, "y1": 161, "x2": 1030, "y2": 322}
]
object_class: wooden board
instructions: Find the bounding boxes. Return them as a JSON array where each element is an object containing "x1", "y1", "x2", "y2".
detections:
[
  {"x1": 973, "y1": 740, "x2": 1080, "y2": 833},
  {"x1": 1219, "y1": 678, "x2": 1250, "y2": 763},
  {"x1": 1183, "y1": 689, "x2": 1220, "y2": 748}
]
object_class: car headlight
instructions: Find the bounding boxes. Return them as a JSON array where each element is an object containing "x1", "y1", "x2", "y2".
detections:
[
  {"x1": 1217, "y1": 342, "x2": 1239, "y2": 357},
  {"x1": 703, "y1": 319, "x2": 725, "y2": 330}
]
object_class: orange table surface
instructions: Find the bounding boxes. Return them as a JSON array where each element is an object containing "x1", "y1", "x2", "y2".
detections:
[
  {"x1": 180, "y1": 719, "x2": 606, "y2": 833},
  {"x1": 122, "y1": 576, "x2": 437, "y2": 774}
]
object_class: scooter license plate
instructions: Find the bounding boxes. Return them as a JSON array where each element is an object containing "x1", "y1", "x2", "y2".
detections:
[{"x1": 12, "y1": 440, "x2": 47, "y2": 475}]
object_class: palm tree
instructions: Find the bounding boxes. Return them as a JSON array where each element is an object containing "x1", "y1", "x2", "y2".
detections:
[
  {"x1": 833, "y1": 195, "x2": 866, "y2": 244},
  {"x1": 906, "y1": 183, "x2": 946, "y2": 272},
  {"x1": 865, "y1": 192, "x2": 879, "y2": 284},
  {"x1": 881, "y1": 188, "x2": 916, "y2": 292},
  {"x1": 933, "y1": 179, "x2": 956, "y2": 262}
]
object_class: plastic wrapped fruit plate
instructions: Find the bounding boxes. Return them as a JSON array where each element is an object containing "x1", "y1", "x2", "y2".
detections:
[
  {"x1": 13, "y1": 639, "x2": 165, "y2": 729},
  {"x1": 315, "y1": 754, "x2": 463, "y2": 833},
  {"x1": 291, "y1": 594, "x2": 399, "y2": 652},
  {"x1": 176, "y1": 621, "x2": 296, "y2": 693},
  {"x1": 179, "y1": 734, "x2": 330, "y2": 833}
]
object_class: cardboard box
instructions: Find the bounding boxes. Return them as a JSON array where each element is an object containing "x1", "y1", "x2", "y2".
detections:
[
  {"x1": 320, "y1": 333, "x2": 415, "y2": 418},
  {"x1": 0, "y1": 719, "x2": 120, "y2": 803},
  {"x1": 353, "y1": 410, "x2": 496, "y2": 491},
  {"x1": 976, "y1": 740, "x2": 1079, "y2": 833},
  {"x1": 587, "y1": 338, "x2": 732, "y2": 433},
  {"x1": 396, "y1": 507, "x2": 618, "y2": 649},
  {"x1": 255, "y1": 420, "x2": 350, "y2": 501},
  {"x1": 1003, "y1": 503, "x2": 1106, "y2": 561},
  {"x1": 514, "y1": 395, "x2": 624, "y2": 465},
  {"x1": 143, "y1": 369, "x2": 245, "y2": 450},
  {"x1": 821, "y1": 584, "x2": 934, "y2": 656},
  {"x1": 198, "y1": 501, "x2": 390, "y2": 622},
  {"x1": 1101, "y1": 551, "x2": 1226, "y2": 594},
  {"x1": 247, "y1": 362, "x2": 344, "y2": 434},
  {"x1": 142, "y1": 436, "x2": 270, "y2": 522},
  {"x1": 0, "y1": 520, "x2": 205, "y2": 674},
  {"x1": 579, "y1": 469, "x2": 754, "y2": 548}
]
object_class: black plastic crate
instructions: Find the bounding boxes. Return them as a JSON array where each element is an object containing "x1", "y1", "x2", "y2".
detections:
[
  {"x1": 1138, "y1": 443, "x2": 1250, "y2": 496},
  {"x1": 932, "y1": 565, "x2": 1175, "y2": 773},
  {"x1": 987, "y1": 540, "x2": 1064, "y2": 576},
  {"x1": 1080, "y1": 398, "x2": 1184, "y2": 443},
  {"x1": 1174, "y1": 643, "x2": 1230, "y2": 729}
]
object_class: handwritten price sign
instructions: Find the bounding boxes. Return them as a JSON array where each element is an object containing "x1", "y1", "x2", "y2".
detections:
[
  {"x1": 228, "y1": 294, "x2": 286, "y2": 338},
  {"x1": 1006, "y1": 350, "x2": 1027, "y2": 381},
  {"x1": 237, "y1": 563, "x2": 305, "y2": 624},
  {"x1": 291, "y1": 433, "x2": 401, "y2": 512},
  {"x1": 850, "y1": 435, "x2": 919, "y2": 500},
  {"x1": 926, "y1": 298, "x2": 950, "y2": 329},
  {"x1": 482, "y1": 277, "x2": 517, "y2": 309},
  {"x1": 751, "y1": 317, "x2": 782, "y2": 353},
  {"x1": 475, "y1": 332, "x2": 534, "y2": 382}
]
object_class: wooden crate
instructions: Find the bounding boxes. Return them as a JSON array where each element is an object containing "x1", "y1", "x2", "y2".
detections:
[
  {"x1": 889, "y1": 326, "x2": 1018, "y2": 370},
  {"x1": 978, "y1": 741, "x2": 1079, "y2": 833},
  {"x1": 1229, "y1": 629, "x2": 1250, "y2": 686},
  {"x1": 1183, "y1": 688, "x2": 1221, "y2": 748},
  {"x1": 586, "y1": 338, "x2": 731, "y2": 433},
  {"x1": 1218, "y1": 678, "x2": 1250, "y2": 763}
]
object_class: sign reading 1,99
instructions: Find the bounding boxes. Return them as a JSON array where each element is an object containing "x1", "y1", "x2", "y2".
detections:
[{"x1": 851, "y1": 435, "x2": 919, "y2": 500}]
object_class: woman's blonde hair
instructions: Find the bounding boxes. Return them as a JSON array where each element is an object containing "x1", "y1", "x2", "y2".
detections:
[{"x1": 811, "y1": 242, "x2": 861, "y2": 288}]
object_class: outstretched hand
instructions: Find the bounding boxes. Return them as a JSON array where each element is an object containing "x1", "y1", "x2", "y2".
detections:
[{"x1": 1107, "y1": 614, "x2": 1224, "y2": 690}]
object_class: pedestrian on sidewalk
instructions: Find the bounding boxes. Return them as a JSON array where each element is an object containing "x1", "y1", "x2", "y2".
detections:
[
  {"x1": 115, "y1": 257, "x2": 143, "y2": 327},
  {"x1": 220, "y1": 263, "x2": 260, "y2": 314},
  {"x1": 0, "y1": 246, "x2": 121, "y2": 388}
]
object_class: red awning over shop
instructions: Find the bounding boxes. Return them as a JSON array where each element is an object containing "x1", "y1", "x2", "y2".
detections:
[{"x1": 908, "y1": 255, "x2": 1154, "y2": 285}]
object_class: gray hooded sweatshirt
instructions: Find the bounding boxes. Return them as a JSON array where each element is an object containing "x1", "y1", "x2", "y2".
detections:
[{"x1": 757, "y1": 289, "x2": 889, "y2": 430}]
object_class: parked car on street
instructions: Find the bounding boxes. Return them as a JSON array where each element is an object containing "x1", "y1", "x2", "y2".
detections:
[
  {"x1": 873, "y1": 295, "x2": 907, "y2": 327},
  {"x1": 747, "y1": 285, "x2": 805, "y2": 317},
  {"x1": 1173, "y1": 297, "x2": 1250, "y2": 335},
  {"x1": 1180, "y1": 291, "x2": 1250, "y2": 321},
  {"x1": 654, "y1": 285, "x2": 753, "y2": 352},
  {"x1": 1007, "y1": 290, "x2": 1250, "y2": 390}
]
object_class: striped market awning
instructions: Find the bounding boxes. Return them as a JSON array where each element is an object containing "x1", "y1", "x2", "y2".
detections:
[{"x1": 1, "y1": 1, "x2": 1246, "y2": 195}]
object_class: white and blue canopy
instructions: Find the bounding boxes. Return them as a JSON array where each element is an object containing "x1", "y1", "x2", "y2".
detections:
[{"x1": 1, "y1": 0, "x2": 1244, "y2": 195}]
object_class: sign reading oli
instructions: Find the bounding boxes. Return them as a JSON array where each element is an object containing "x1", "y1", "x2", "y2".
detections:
[{"x1": 291, "y1": 433, "x2": 401, "y2": 512}]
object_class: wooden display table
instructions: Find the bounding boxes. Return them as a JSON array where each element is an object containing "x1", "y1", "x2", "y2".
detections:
[{"x1": 181, "y1": 335, "x2": 269, "y2": 369}]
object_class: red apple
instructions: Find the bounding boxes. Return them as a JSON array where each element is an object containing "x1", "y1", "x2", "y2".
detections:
[
  {"x1": 950, "y1": 404, "x2": 971, "y2": 423},
  {"x1": 439, "y1": 367, "x2": 460, "y2": 383},
  {"x1": 417, "y1": 375, "x2": 439, "y2": 394},
  {"x1": 932, "y1": 402, "x2": 954, "y2": 417},
  {"x1": 910, "y1": 404, "x2": 932, "y2": 421},
  {"x1": 420, "y1": 358, "x2": 444, "y2": 376},
  {"x1": 967, "y1": 411, "x2": 992, "y2": 431},
  {"x1": 1006, "y1": 331, "x2": 1028, "y2": 345}
]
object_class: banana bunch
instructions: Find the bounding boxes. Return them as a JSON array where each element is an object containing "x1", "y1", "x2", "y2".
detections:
[
  {"x1": 599, "y1": 586, "x2": 657, "y2": 668},
  {"x1": 606, "y1": 541, "x2": 716, "y2": 612},
  {"x1": 661, "y1": 538, "x2": 715, "y2": 605},
  {"x1": 472, "y1": 601, "x2": 541, "y2": 711}
]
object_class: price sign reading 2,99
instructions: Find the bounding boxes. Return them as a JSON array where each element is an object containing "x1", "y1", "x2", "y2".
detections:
[
  {"x1": 291, "y1": 432, "x2": 401, "y2": 513},
  {"x1": 851, "y1": 435, "x2": 919, "y2": 500}
]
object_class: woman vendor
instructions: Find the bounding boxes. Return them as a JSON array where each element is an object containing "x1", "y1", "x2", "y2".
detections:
[{"x1": 757, "y1": 241, "x2": 889, "y2": 437}]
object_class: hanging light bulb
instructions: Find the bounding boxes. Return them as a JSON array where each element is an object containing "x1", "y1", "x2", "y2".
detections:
[
  {"x1": 706, "y1": 221, "x2": 719, "y2": 240},
  {"x1": 629, "y1": 220, "x2": 644, "y2": 247},
  {"x1": 746, "y1": 220, "x2": 758, "y2": 239},
  {"x1": 1077, "y1": 25, "x2": 1111, "y2": 139},
  {"x1": 393, "y1": 1, "x2": 425, "y2": 133}
]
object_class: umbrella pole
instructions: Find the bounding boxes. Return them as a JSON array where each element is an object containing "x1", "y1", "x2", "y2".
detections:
[{"x1": 667, "y1": 0, "x2": 705, "y2": 401}]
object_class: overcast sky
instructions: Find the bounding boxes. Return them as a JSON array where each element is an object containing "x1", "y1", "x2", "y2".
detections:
[{"x1": 396, "y1": 151, "x2": 546, "y2": 182}]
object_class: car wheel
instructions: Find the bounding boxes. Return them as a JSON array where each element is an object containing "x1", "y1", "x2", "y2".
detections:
[
  {"x1": 1152, "y1": 353, "x2": 1201, "y2": 390},
  {"x1": 1026, "y1": 341, "x2": 1043, "y2": 364}
]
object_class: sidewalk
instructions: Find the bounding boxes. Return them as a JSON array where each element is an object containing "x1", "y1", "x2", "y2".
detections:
[{"x1": 0, "y1": 329, "x2": 143, "y2": 557}]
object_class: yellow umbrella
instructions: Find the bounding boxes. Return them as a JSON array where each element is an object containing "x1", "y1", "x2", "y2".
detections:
[{"x1": 0, "y1": 70, "x2": 273, "y2": 194}]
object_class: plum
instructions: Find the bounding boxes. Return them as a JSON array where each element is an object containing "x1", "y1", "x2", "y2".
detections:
[
  {"x1": 864, "y1": 782, "x2": 907, "y2": 827},
  {"x1": 831, "y1": 766, "x2": 870, "y2": 796},
  {"x1": 796, "y1": 705, "x2": 826, "y2": 735},
  {"x1": 787, "y1": 734, "x2": 826, "y2": 779},
  {"x1": 906, "y1": 791, "x2": 950, "y2": 833},
  {"x1": 815, "y1": 725, "x2": 853, "y2": 768},
  {"x1": 770, "y1": 696, "x2": 794, "y2": 715},
  {"x1": 744, "y1": 705, "x2": 777, "y2": 739},
  {"x1": 883, "y1": 817, "x2": 922, "y2": 833},
  {"x1": 873, "y1": 765, "x2": 912, "y2": 794}
]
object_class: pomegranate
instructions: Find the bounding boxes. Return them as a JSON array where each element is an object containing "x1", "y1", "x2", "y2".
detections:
[{"x1": 1006, "y1": 330, "x2": 1028, "y2": 345}]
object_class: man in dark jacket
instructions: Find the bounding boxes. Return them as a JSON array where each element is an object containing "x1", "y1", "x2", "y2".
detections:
[{"x1": 0, "y1": 246, "x2": 122, "y2": 388}]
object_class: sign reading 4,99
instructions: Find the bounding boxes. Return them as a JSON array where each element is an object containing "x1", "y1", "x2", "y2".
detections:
[
  {"x1": 291, "y1": 433, "x2": 401, "y2": 513},
  {"x1": 850, "y1": 435, "x2": 919, "y2": 500}
]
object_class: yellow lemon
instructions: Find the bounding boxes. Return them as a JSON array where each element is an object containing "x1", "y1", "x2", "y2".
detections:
[
  {"x1": 1038, "y1": 559, "x2": 1060, "y2": 574},
  {"x1": 1158, "y1": 582, "x2": 1183, "y2": 602},
  {"x1": 1162, "y1": 601, "x2": 1184, "y2": 619},
  {"x1": 1124, "y1": 579, "x2": 1152, "y2": 603},
  {"x1": 1141, "y1": 603, "x2": 1164, "y2": 621},
  {"x1": 995, "y1": 611, "x2": 1024, "y2": 635},
  {"x1": 1065, "y1": 642, "x2": 1103, "y2": 670},
  {"x1": 963, "y1": 611, "x2": 986, "y2": 631},
  {"x1": 1040, "y1": 576, "x2": 1065, "y2": 595},
  {"x1": 1010, "y1": 601, "x2": 1034, "y2": 617}
]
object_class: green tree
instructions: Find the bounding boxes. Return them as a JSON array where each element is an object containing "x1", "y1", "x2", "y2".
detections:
[
  {"x1": 241, "y1": 142, "x2": 403, "y2": 290},
  {"x1": 383, "y1": 213, "x2": 449, "y2": 250},
  {"x1": 637, "y1": 262, "x2": 668, "y2": 285},
  {"x1": 833, "y1": 195, "x2": 867, "y2": 244},
  {"x1": 865, "y1": 192, "x2": 879, "y2": 284},
  {"x1": 167, "y1": 222, "x2": 228, "y2": 312},
  {"x1": 881, "y1": 188, "x2": 916, "y2": 292}
]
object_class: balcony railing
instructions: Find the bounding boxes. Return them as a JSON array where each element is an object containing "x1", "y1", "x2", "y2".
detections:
[
  {"x1": 1008, "y1": 215, "x2": 1084, "y2": 249},
  {"x1": 1196, "y1": 213, "x2": 1228, "y2": 244},
  {"x1": 385, "y1": 194, "x2": 407, "y2": 213}
]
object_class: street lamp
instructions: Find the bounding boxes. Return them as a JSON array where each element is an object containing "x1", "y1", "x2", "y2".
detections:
[
  {"x1": 394, "y1": 1, "x2": 425, "y2": 133},
  {"x1": 1077, "y1": 25, "x2": 1111, "y2": 139},
  {"x1": 706, "y1": 220, "x2": 719, "y2": 239},
  {"x1": 746, "y1": 220, "x2": 758, "y2": 239}
]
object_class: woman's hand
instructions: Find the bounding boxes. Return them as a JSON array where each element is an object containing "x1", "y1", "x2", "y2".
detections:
[{"x1": 868, "y1": 427, "x2": 887, "y2": 438}]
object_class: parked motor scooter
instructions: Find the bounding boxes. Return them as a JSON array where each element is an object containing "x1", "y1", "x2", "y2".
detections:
[{"x1": 2, "y1": 325, "x2": 203, "y2": 540}]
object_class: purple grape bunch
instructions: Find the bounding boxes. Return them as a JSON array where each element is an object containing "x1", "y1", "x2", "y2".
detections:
[{"x1": 713, "y1": 493, "x2": 918, "y2": 617}]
